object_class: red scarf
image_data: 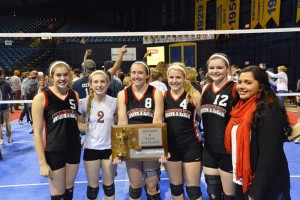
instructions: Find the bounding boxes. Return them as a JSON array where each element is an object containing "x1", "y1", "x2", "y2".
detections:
[{"x1": 224, "y1": 93, "x2": 260, "y2": 193}]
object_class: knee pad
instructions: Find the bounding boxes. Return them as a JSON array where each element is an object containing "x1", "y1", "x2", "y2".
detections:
[
  {"x1": 144, "y1": 168, "x2": 161, "y2": 180},
  {"x1": 146, "y1": 192, "x2": 161, "y2": 200},
  {"x1": 204, "y1": 175, "x2": 223, "y2": 200},
  {"x1": 129, "y1": 186, "x2": 142, "y2": 199},
  {"x1": 103, "y1": 183, "x2": 115, "y2": 197},
  {"x1": 51, "y1": 194, "x2": 65, "y2": 200},
  {"x1": 87, "y1": 186, "x2": 99, "y2": 200},
  {"x1": 186, "y1": 186, "x2": 202, "y2": 200},
  {"x1": 65, "y1": 187, "x2": 73, "y2": 200},
  {"x1": 170, "y1": 183, "x2": 184, "y2": 196},
  {"x1": 223, "y1": 193, "x2": 235, "y2": 200}
]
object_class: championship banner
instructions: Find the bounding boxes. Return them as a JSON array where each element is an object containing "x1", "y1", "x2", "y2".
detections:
[
  {"x1": 195, "y1": 0, "x2": 207, "y2": 30},
  {"x1": 297, "y1": 0, "x2": 300, "y2": 23},
  {"x1": 251, "y1": 0, "x2": 259, "y2": 28},
  {"x1": 260, "y1": 0, "x2": 281, "y2": 28},
  {"x1": 216, "y1": 0, "x2": 240, "y2": 30}
]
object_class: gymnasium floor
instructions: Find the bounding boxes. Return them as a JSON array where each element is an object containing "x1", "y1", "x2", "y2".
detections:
[{"x1": 0, "y1": 110, "x2": 299, "y2": 200}]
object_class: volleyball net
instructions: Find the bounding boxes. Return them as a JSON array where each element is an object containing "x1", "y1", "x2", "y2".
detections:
[{"x1": 0, "y1": 28, "x2": 300, "y2": 102}]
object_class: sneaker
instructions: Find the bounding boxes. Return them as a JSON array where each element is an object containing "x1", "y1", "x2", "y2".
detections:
[
  {"x1": 0, "y1": 151, "x2": 3, "y2": 160},
  {"x1": 295, "y1": 137, "x2": 300, "y2": 144},
  {"x1": 18, "y1": 120, "x2": 23, "y2": 125},
  {"x1": 0, "y1": 139, "x2": 3, "y2": 145},
  {"x1": 8, "y1": 137, "x2": 13, "y2": 143},
  {"x1": 29, "y1": 130, "x2": 34, "y2": 134}
]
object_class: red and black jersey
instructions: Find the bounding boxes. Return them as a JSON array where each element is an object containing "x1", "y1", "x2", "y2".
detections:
[
  {"x1": 200, "y1": 81, "x2": 236, "y2": 154},
  {"x1": 43, "y1": 88, "x2": 81, "y2": 152},
  {"x1": 164, "y1": 90, "x2": 200, "y2": 146},
  {"x1": 125, "y1": 85, "x2": 155, "y2": 124}
]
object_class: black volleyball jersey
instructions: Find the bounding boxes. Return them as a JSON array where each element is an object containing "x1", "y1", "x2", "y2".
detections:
[
  {"x1": 43, "y1": 88, "x2": 81, "y2": 152},
  {"x1": 200, "y1": 81, "x2": 236, "y2": 153},
  {"x1": 164, "y1": 91, "x2": 200, "y2": 145},
  {"x1": 125, "y1": 85, "x2": 155, "y2": 124}
]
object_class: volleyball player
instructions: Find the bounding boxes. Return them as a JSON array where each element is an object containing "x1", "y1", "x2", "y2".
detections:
[
  {"x1": 117, "y1": 61, "x2": 166, "y2": 200},
  {"x1": 200, "y1": 53, "x2": 236, "y2": 200},
  {"x1": 164, "y1": 63, "x2": 203, "y2": 200},
  {"x1": 78, "y1": 70, "x2": 121, "y2": 200},
  {"x1": 32, "y1": 61, "x2": 81, "y2": 200}
]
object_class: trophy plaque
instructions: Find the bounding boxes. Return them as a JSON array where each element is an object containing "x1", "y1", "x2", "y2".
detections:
[{"x1": 111, "y1": 123, "x2": 168, "y2": 160}]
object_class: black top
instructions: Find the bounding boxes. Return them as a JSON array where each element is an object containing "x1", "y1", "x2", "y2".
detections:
[
  {"x1": 125, "y1": 85, "x2": 156, "y2": 124},
  {"x1": 200, "y1": 81, "x2": 236, "y2": 153},
  {"x1": 43, "y1": 88, "x2": 81, "y2": 151},
  {"x1": 243, "y1": 103, "x2": 290, "y2": 200},
  {"x1": 164, "y1": 90, "x2": 200, "y2": 146}
]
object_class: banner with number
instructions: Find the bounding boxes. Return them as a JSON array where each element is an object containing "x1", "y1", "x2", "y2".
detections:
[
  {"x1": 195, "y1": 0, "x2": 207, "y2": 30},
  {"x1": 262, "y1": 0, "x2": 280, "y2": 27},
  {"x1": 297, "y1": 0, "x2": 300, "y2": 23},
  {"x1": 216, "y1": 0, "x2": 240, "y2": 30}
]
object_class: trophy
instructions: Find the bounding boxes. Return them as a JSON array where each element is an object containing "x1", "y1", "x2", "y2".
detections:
[
  {"x1": 115, "y1": 128, "x2": 128, "y2": 158},
  {"x1": 111, "y1": 123, "x2": 168, "y2": 160}
]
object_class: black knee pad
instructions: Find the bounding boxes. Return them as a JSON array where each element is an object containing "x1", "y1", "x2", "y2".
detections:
[
  {"x1": 204, "y1": 175, "x2": 223, "y2": 200},
  {"x1": 129, "y1": 186, "x2": 142, "y2": 199},
  {"x1": 223, "y1": 193, "x2": 235, "y2": 200},
  {"x1": 103, "y1": 183, "x2": 115, "y2": 197},
  {"x1": 51, "y1": 194, "x2": 65, "y2": 200},
  {"x1": 87, "y1": 186, "x2": 99, "y2": 200},
  {"x1": 170, "y1": 183, "x2": 184, "y2": 196},
  {"x1": 146, "y1": 192, "x2": 161, "y2": 200},
  {"x1": 186, "y1": 186, "x2": 202, "y2": 200},
  {"x1": 65, "y1": 187, "x2": 73, "y2": 200}
]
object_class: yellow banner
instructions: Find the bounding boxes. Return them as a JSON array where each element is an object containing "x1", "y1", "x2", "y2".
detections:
[
  {"x1": 260, "y1": 0, "x2": 281, "y2": 28},
  {"x1": 195, "y1": 0, "x2": 207, "y2": 30},
  {"x1": 297, "y1": 0, "x2": 300, "y2": 23},
  {"x1": 216, "y1": 0, "x2": 240, "y2": 30},
  {"x1": 251, "y1": 0, "x2": 259, "y2": 28}
]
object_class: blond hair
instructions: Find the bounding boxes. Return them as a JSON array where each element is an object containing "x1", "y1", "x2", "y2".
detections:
[
  {"x1": 168, "y1": 63, "x2": 198, "y2": 103},
  {"x1": 86, "y1": 70, "x2": 109, "y2": 131}
]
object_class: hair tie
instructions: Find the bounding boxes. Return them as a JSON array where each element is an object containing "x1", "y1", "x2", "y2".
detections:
[
  {"x1": 49, "y1": 61, "x2": 70, "y2": 74},
  {"x1": 209, "y1": 54, "x2": 230, "y2": 66},
  {"x1": 132, "y1": 61, "x2": 150, "y2": 74},
  {"x1": 167, "y1": 65, "x2": 186, "y2": 75}
]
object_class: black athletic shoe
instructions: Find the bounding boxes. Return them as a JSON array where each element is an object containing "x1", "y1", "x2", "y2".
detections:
[
  {"x1": 29, "y1": 130, "x2": 34, "y2": 134},
  {"x1": 0, "y1": 151, "x2": 3, "y2": 160}
]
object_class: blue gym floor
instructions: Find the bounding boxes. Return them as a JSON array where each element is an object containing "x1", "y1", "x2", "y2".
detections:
[{"x1": 0, "y1": 119, "x2": 299, "y2": 200}]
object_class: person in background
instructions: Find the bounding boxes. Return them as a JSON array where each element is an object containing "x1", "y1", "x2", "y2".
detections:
[
  {"x1": 24, "y1": 70, "x2": 39, "y2": 134},
  {"x1": 224, "y1": 66, "x2": 291, "y2": 200},
  {"x1": 18, "y1": 71, "x2": 30, "y2": 125},
  {"x1": 164, "y1": 63, "x2": 203, "y2": 200},
  {"x1": 0, "y1": 67, "x2": 13, "y2": 145},
  {"x1": 122, "y1": 76, "x2": 132, "y2": 88},
  {"x1": 186, "y1": 67, "x2": 202, "y2": 93},
  {"x1": 295, "y1": 79, "x2": 300, "y2": 144},
  {"x1": 9, "y1": 70, "x2": 22, "y2": 111},
  {"x1": 32, "y1": 61, "x2": 81, "y2": 200},
  {"x1": 72, "y1": 68, "x2": 81, "y2": 83},
  {"x1": 149, "y1": 69, "x2": 168, "y2": 92},
  {"x1": 230, "y1": 65, "x2": 241, "y2": 83},
  {"x1": 78, "y1": 70, "x2": 121, "y2": 200},
  {"x1": 72, "y1": 46, "x2": 127, "y2": 99},
  {"x1": 266, "y1": 65, "x2": 289, "y2": 106},
  {"x1": 200, "y1": 53, "x2": 236, "y2": 200},
  {"x1": 117, "y1": 61, "x2": 166, "y2": 200},
  {"x1": 103, "y1": 60, "x2": 124, "y2": 98}
]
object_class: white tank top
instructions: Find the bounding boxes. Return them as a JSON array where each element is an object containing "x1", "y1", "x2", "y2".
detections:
[{"x1": 79, "y1": 95, "x2": 117, "y2": 150}]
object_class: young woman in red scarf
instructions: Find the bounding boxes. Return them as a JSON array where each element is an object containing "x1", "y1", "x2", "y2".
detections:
[{"x1": 224, "y1": 66, "x2": 291, "y2": 200}]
